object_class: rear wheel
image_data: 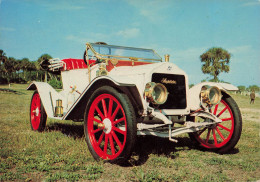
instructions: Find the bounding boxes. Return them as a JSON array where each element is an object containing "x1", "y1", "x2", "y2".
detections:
[
  {"x1": 30, "y1": 91, "x2": 47, "y2": 132},
  {"x1": 189, "y1": 93, "x2": 242, "y2": 153},
  {"x1": 84, "y1": 86, "x2": 136, "y2": 163}
]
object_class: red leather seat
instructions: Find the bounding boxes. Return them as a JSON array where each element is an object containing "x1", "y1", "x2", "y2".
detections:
[{"x1": 61, "y1": 59, "x2": 95, "y2": 71}]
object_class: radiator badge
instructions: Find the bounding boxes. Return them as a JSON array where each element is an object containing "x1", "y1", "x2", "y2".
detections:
[{"x1": 161, "y1": 78, "x2": 176, "y2": 84}]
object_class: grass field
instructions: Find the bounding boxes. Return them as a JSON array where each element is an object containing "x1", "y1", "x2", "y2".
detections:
[{"x1": 0, "y1": 84, "x2": 259, "y2": 181}]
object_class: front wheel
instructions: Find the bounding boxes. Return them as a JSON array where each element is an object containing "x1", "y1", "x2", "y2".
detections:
[
  {"x1": 189, "y1": 92, "x2": 242, "y2": 153},
  {"x1": 84, "y1": 86, "x2": 137, "y2": 164},
  {"x1": 30, "y1": 91, "x2": 47, "y2": 132}
]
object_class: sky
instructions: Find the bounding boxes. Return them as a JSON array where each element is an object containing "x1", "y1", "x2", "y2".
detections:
[{"x1": 0, "y1": 0, "x2": 259, "y2": 87}]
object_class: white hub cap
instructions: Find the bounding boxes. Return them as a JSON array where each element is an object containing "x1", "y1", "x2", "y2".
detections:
[
  {"x1": 103, "y1": 118, "x2": 112, "y2": 134},
  {"x1": 33, "y1": 107, "x2": 40, "y2": 117}
]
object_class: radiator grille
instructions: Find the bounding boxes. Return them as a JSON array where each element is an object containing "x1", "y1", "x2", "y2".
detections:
[{"x1": 152, "y1": 73, "x2": 187, "y2": 109}]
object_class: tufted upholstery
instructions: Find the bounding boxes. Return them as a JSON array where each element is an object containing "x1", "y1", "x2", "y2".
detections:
[{"x1": 61, "y1": 59, "x2": 96, "y2": 71}]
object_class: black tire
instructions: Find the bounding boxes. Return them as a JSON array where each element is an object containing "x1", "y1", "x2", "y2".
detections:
[
  {"x1": 30, "y1": 91, "x2": 47, "y2": 132},
  {"x1": 189, "y1": 92, "x2": 242, "y2": 153},
  {"x1": 84, "y1": 86, "x2": 137, "y2": 164}
]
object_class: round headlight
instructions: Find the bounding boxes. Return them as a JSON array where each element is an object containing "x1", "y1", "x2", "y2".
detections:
[
  {"x1": 208, "y1": 87, "x2": 222, "y2": 105},
  {"x1": 144, "y1": 82, "x2": 168, "y2": 105},
  {"x1": 200, "y1": 86, "x2": 222, "y2": 107}
]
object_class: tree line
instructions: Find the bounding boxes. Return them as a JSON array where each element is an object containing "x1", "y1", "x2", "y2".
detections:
[{"x1": 0, "y1": 49, "x2": 61, "y2": 88}]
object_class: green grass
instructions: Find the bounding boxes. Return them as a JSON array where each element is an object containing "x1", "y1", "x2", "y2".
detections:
[{"x1": 0, "y1": 84, "x2": 259, "y2": 181}]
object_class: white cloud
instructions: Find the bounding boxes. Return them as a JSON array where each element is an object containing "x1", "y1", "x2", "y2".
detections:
[
  {"x1": 65, "y1": 35, "x2": 85, "y2": 43},
  {"x1": 154, "y1": 47, "x2": 207, "y2": 63},
  {"x1": 228, "y1": 45, "x2": 251, "y2": 54},
  {"x1": 66, "y1": 27, "x2": 140, "y2": 44},
  {"x1": 65, "y1": 32, "x2": 110, "y2": 44},
  {"x1": 126, "y1": 0, "x2": 171, "y2": 22},
  {"x1": 116, "y1": 28, "x2": 140, "y2": 38},
  {"x1": 242, "y1": 0, "x2": 260, "y2": 6},
  {"x1": 0, "y1": 27, "x2": 15, "y2": 32},
  {"x1": 22, "y1": 0, "x2": 85, "y2": 11}
]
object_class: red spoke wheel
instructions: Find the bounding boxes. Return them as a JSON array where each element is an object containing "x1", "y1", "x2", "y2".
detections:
[
  {"x1": 189, "y1": 92, "x2": 242, "y2": 153},
  {"x1": 30, "y1": 91, "x2": 47, "y2": 132},
  {"x1": 84, "y1": 86, "x2": 136, "y2": 163}
]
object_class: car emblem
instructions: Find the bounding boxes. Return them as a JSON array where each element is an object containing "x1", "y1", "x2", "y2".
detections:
[
  {"x1": 161, "y1": 78, "x2": 176, "y2": 84},
  {"x1": 167, "y1": 66, "x2": 172, "y2": 71}
]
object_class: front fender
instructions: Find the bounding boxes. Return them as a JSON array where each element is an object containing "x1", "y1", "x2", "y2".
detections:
[
  {"x1": 189, "y1": 82, "x2": 238, "y2": 110},
  {"x1": 62, "y1": 76, "x2": 142, "y2": 120},
  {"x1": 27, "y1": 82, "x2": 64, "y2": 118}
]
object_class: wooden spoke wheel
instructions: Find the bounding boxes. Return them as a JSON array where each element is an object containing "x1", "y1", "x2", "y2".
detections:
[
  {"x1": 189, "y1": 93, "x2": 242, "y2": 153},
  {"x1": 84, "y1": 86, "x2": 136, "y2": 163},
  {"x1": 30, "y1": 91, "x2": 47, "y2": 132}
]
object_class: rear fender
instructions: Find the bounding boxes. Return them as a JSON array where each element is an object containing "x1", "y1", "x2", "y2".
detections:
[
  {"x1": 189, "y1": 82, "x2": 238, "y2": 110},
  {"x1": 27, "y1": 82, "x2": 63, "y2": 118}
]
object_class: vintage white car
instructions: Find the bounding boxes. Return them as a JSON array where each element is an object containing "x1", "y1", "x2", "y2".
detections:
[{"x1": 28, "y1": 42, "x2": 242, "y2": 163}]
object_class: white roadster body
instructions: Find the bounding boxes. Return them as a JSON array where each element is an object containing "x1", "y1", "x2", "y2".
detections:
[{"x1": 28, "y1": 43, "x2": 242, "y2": 163}]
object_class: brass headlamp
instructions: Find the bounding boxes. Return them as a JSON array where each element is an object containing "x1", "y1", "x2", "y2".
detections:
[
  {"x1": 200, "y1": 86, "x2": 222, "y2": 107},
  {"x1": 144, "y1": 82, "x2": 168, "y2": 105}
]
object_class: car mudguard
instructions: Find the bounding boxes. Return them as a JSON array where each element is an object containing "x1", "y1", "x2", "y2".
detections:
[
  {"x1": 189, "y1": 82, "x2": 239, "y2": 110},
  {"x1": 27, "y1": 82, "x2": 64, "y2": 119},
  {"x1": 61, "y1": 76, "x2": 140, "y2": 120}
]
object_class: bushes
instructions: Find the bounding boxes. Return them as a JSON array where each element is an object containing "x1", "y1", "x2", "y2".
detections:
[
  {"x1": 48, "y1": 79, "x2": 62, "y2": 89},
  {"x1": 0, "y1": 77, "x2": 8, "y2": 84}
]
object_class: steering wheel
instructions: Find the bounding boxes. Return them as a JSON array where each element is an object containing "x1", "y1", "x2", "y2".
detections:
[
  {"x1": 83, "y1": 50, "x2": 89, "y2": 66},
  {"x1": 83, "y1": 42, "x2": 107, "y2": 66}
]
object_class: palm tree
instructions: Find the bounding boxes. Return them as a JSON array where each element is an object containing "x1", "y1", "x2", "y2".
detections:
[
  {"x1": 200, "y1": 47, "x2": 231, "y2": 82},
  {"x1": 37, "y1": 54, "x2": 52, "y2": 82},
  {"x1": 27, "y1": 61, "x2": 36, "y2": 81},
  {"x1": 0, "y1": 50, "x2": 7, "y2": 63},
  {"x1": 0, "y1": 50, "x2": 8, "y2": 79},
  {"x1": 3, "y1": 57, "x2": 17, "y2": 83},
  {"x1": 33, "y1": 61, "x2": 41, "y2": 81}
]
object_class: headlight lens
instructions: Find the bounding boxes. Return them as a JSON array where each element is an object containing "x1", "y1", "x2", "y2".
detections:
[
  {"x1": 200, "y1": 86, "x2": 222, "y2": 107},
  {"x1": 144, "y1": 82, "x2": 168, "y2": 105}
]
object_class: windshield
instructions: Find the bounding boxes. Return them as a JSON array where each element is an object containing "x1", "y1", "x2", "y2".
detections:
[{"x1": 88, "y1": 43, "x2": 162, "y2": 62}]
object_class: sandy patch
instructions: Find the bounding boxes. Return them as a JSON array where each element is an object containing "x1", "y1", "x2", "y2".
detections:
[{"x1": 240, "y1": 108, "x2": 260, "y2": 123}]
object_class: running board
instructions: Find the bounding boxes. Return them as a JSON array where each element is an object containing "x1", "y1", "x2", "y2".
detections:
[{"x1": 137, "y1": 121, "x2": 221, "y2": 143}]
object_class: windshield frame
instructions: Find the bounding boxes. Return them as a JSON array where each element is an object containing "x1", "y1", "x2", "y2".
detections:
[{"x1": 86, "y1": 42, "x2": 162, "y2": 62}]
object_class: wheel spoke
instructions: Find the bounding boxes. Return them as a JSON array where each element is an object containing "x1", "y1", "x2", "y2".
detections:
[
  {"x1": 222, "y1": 117, "x2": 232, "y2": 122},
  {"x1": 109, "y1": 134, "x2": 115, "y2": 155},
  {"x1": 108, "y1": 98, "x2": 113, "y2": 117},
  {"x1": 212, "y1": 129, "x2": 218, "y2": 145},
  {"x1": 102, "y1": 99, "x2": 108, "y2": 117},
  {"x1": 217, "y1": 106, "x2": 228, "y2": 117},
  {"x1": 111, "y1": 130, "x2": 122, "y2": 149},
  {"x1": 104, "y1": 134, "x2": 108, "y2": 154},
  {"x1": 113, "y1": 117, "x2": 125, "y2": 125},
  {"x1": 213, "y1": 104, "x2": 219, "y2": 115},
  {"x1": 217, "y1": 124, "x2": 231, "y2": 132},
  {"x1": 216, "y1": 126, "x2": 225, "y2": 141},
  {"x1": 113, "y1": 126, "x2": 126, "y2": 135},
  {"x1": 205, "y1": 129, "x2": 211, "y2": 143},
  {"x1": 111, "y1": 105, "x2": 120, "y2": 121},
  {"x1": 95, "y1": 105, "x2": 105, "y2": 120},
  {"x1": 93, "y1": 117, "x2": 102, "y2": 123},
  {"x1": 197, "y1": 127, "x2": 207, "y2": 136},
  {"x1": 97, "y1": 132, "x2": 104, "y2": 145},
  {"x1": 92, "y1": 128, "x2": 102, "y2": 134}
]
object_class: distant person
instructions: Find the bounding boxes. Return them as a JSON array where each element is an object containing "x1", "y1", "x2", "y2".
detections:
[{"x1": 250, "y1": 91, "x2": 255, "y2": 104}]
